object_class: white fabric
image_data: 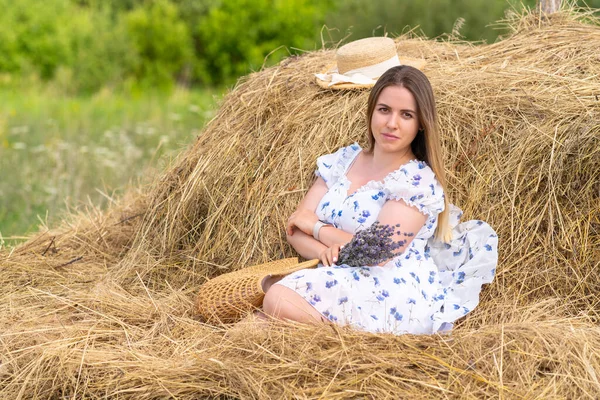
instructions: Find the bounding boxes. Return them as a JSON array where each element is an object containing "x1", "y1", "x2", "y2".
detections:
[
  {"x1": 275, "y1": 144, "x2": 498, "y2": 335},
  {"x1": 315, "y1": 55, "x2": 400, "y2": 87}
]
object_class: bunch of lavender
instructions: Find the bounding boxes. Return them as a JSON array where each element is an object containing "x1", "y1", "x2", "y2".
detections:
[{"x1": 337, "y1": 222, "x2": 406, "y2": 267}]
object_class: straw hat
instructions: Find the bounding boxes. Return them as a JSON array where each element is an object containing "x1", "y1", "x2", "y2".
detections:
[
  {"x1": 196, "y1": 257, "x2": 319, "y2": 323},
  {"x1": 315, "y1": 37, "x2": 427, "y2": 90}
]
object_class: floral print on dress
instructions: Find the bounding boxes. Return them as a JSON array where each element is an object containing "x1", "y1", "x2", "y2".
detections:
[{"x1": 276, "y1": 143, "x2": 498, "y2": 335}]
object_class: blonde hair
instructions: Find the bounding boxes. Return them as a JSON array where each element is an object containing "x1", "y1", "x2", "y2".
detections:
[{"x1": 365, "y1": 66, "x2": 451, "y2": 242}]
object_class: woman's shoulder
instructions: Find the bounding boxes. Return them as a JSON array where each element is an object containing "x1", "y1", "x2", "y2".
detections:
[
  {"x1": 330, "y1": 142, "x2": 362, "y2": 162},
  {"x1": 314, "y1": 143, "x2": 362, "y2": 187},
  {"x1": 397, "y1": 159, "x2": 438, "y2": 182},
  {"x1": 384, "y1": 159, "x2": 445, "y2": 216}
]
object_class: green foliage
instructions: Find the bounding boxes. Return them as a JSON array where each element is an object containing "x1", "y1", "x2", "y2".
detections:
[
  {"x1": 324, "y1": 0, "x2": 600, "y2": 44},
  {"x1": 125, "y1": 0, "x2": 194, "y2": 90},
  {"x1": 1, "y1": 0, "x2": 599, "y2": 93},
  {"x1": 66, "y1": 8, "x2": 137, "y2": 93},
  {"x1": 580, "y1": 0, "x2": 600, "y2": 9},
  {"x1": 72, "y1": 0, "x2": 143, "y2": 12},
  {"x1": 196, "y1": 0, "x2": 332, "y2": 84},
  {"x1": 170, "y1": 0, "x2": 218, "y2": 28},
  {"x1": 323, "y1": 0, "x2": 538, "y2": 43},
  {"x1": 0, "y1": 20, "x2": 20, "y2": 73},
  {"x1": 0, "y1": 0, "x2": 74, "y2": 78}
]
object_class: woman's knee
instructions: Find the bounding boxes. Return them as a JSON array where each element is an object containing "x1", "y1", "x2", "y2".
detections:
[{"x1": 263, "y1": 284, "x2": 288, "y2": 316}]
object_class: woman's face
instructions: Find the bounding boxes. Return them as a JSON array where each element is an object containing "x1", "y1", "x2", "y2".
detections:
[{"x1": 370, "y1": 85, "x2": 419, "y2": 156}]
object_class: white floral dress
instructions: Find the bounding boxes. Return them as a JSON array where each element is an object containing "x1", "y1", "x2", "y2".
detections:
[{"x1": 275, "y1": 143, "x2": 498, "y2": 335}]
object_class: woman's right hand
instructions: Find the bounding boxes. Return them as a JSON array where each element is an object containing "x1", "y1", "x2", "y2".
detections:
[
  {"x1": 319, "y1": 243, "x2": 343, "y2": 267},
  {"x1": 286, "y1": 209, "x2": 319, "y2": 237}
]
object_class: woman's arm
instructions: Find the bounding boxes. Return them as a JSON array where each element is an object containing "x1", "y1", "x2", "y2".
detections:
[
  {"x1": 373, "y1": 199, "x2": 427, "y2": 265},
  {"x1": 316, "y1": 225, "x2": 353, "y2": 247},
  {"x1": 286, "y1": 230, "x2": 327, "y2": 260},
  {"x1": 285, "y1": 177, "x2": 328, "y2": 258},
  {"x1": 286, "y1": 176, "x2": 352, "y2": 257}
]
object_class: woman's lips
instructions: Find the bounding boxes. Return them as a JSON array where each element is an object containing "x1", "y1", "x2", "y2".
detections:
[{"x1": 381, "y1": 133, "x2": 398, "y2": 140}]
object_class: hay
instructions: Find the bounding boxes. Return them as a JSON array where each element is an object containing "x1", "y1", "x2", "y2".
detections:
[{"x1": 1, "y1": 7, "x2": 600, "y2": 398}]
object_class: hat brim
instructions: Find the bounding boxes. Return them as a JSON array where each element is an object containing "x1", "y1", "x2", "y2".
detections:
[{"x1": 315, "y1": 58, "x2": 428, "y2": 90}]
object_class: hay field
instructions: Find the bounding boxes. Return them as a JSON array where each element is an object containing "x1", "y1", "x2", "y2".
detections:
[{"x1": 1, "y1": 8, "x2": 599, "y2": 399}]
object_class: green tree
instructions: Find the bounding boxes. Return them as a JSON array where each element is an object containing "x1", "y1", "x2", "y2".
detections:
[
  {"x1": 324, "y1": 0, "x2": 535, "y2": 43},
  {"x1": 125, "y1": 0, "x2": 194, "y2": 90},
  {"x1": 196, "y1": 0, "x2": 332, "y2": 84},
  {"x1": 66, "y1": 8, "x2": 137, "y2": 93},
  {"x1": 0, "y1": 0, "x2": 74, "y2": 78},
  {"x1": 2, "y1": 0, "x2": 598, "y2": 93},
  {"x1": 324, "y1": 0, "x2": 600, "y2": 44}
]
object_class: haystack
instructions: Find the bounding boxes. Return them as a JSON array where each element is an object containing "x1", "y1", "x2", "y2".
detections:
[{"x1": 1, "y1": 7, "x2": 599, "y2": 399}]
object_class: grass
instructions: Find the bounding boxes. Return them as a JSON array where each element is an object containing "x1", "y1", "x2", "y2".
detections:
[{"x1": 0, "y1": 83, "x2": 223, "y2": 245}]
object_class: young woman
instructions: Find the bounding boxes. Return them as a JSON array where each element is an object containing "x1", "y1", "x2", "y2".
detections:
[{"x1": 262, "y1": 66, "x2": 498, "y2": 335}]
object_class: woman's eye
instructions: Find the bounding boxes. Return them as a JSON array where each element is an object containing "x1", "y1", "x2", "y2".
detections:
[
  {"x1": 403, "y1": 112, "x2": 413, "y2": 118},
  {"x1": 378, "y1": 107, "x2": 388, "y2": 112}
]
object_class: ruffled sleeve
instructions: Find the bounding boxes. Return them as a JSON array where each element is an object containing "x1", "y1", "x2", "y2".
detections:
[
  {"x1": 384, "y1": 160, "x2": 445, "y2": 217},
  {"x1": 314, "y1": 143, "x2": 361, "y2": 188}
]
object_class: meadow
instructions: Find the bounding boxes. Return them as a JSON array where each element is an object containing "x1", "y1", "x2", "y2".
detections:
[{"x1": 0, "y1": 83, "x2": 222, "y2": 245}]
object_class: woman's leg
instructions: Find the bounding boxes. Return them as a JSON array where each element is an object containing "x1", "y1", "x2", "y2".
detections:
[
  {"x1": 262, "y1": 284, "x2": 326, "y2": 324},
  {"x1": 261, "y1": 275, "x2": 284, "y2": 293}
]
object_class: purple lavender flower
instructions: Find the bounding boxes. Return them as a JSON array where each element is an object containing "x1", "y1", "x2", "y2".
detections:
[{"x1": 336, "y1": 221, "x2": 404, "y2": 267}]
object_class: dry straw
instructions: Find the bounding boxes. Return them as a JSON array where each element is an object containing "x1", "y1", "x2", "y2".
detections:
[{"x1": 1, "y1": 6, "x2": 600, "y2": 399}]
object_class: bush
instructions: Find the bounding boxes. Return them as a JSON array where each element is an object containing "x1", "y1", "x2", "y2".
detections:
[
  {"x1": 66, "y1": 8, "x2": 137, "y2": 93},
  {"x1": 196, "y1": 0, "x2": 332, "y2": 84},
  {"x1": 2, "y1": 0, "x2": 598, "y2": 93},
  {"x1": 125, "y1": 0, "x2": 194, "y2": 90},
  {"x1": 0, "y1": 0, "x2": 74, "y2": 79},
  {"x1": 324, "y1": 0, "x2": 533, "y2": 43},
  {"x1": 324, "y1": 0, "x2": 600, "y2": 44}
]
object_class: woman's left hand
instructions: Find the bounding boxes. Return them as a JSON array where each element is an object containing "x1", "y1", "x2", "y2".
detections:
[
  {"x1": 319, "y1": 243, "x2": 343, "y2": 266},
  {"x1": 286, "y1": 209, "x2": 319, "y2": 236}
]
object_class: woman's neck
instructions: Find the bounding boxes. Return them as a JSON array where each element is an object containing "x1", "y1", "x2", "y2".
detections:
[{"x1": 370, "y1": 146, "x2": 415, "y2": 174}]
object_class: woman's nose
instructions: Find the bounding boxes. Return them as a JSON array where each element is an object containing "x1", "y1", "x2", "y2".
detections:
[{"x1": 386, "y1": 113, "x2": 399, "y2": 129}]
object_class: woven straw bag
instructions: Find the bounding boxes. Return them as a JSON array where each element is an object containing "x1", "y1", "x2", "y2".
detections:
[{"x1": 196, "y1": 258, "x2": 319, "y2": 323}]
